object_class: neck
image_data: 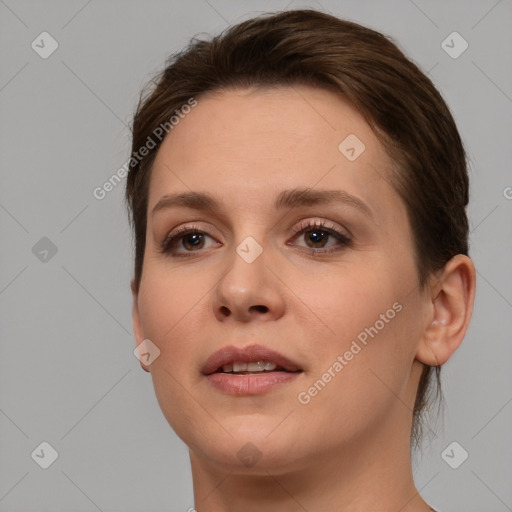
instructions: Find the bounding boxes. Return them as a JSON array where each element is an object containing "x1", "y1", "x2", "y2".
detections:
[{"x1": 189, "y1": 404, "x2": 432, "y2": 512}]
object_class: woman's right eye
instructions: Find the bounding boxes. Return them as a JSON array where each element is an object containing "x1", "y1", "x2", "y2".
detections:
[{"x1": 160, "y1": 225, "x2": 220, "y2": 258}]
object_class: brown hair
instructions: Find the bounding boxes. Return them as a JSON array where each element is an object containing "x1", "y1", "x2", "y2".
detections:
[{"x1": 125, "y1": 9, "x2": 469, "y2": 450}]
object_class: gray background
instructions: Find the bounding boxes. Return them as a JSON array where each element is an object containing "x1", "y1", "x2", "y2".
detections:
[{"x1": 1, "y1": 0, "x2": 511, "y2": 511}]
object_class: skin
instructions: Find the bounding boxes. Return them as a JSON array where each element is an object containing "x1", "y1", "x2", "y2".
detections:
[{"x1": 131, "y1": 85, "x2": 476, "y2": 512}]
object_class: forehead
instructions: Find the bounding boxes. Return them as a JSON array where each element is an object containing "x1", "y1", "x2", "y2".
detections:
[{"x1": 147, "y1": 85, "x2": 401, "y2": 222}]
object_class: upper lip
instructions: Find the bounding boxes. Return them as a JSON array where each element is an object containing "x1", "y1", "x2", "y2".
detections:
[{"x1": 201, "y1": 344, "x2": 303, "y2": 375}]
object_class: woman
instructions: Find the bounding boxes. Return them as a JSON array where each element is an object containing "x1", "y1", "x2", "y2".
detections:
[{"x1": 125, "y1": 10, "x2": 475, "y2": 511}]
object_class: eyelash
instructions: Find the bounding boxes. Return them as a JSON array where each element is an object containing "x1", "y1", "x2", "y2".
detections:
[{"x1": 159, "y1": 220, "x2": 352, "y2": 258}]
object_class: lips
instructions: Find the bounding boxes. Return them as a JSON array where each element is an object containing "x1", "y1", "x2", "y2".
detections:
[
  {"x1": 202, "y1": 344, "x2": 303, "y2": 396},
  {"x1": 201, "y1": 344, "x2": 303, "y2": 376}
]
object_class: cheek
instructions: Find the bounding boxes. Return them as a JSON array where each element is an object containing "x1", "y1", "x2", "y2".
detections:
[
  {"x1": 295, "y1": 264, "x2": 418, "y2": 405},
  {"x1": 296, "y1": 305, "x2": 415, "y2": 442},
  {"x1": 137, "y1": 270, "x2": 212, "y2": 436},
  {"x1": 137, "y1": 268, "x2": 209, "y2": 378},
  {"x1": 139, "y1": 263, "x2": 210, "y2": 335},
  {"x1": 298, "y1": 264, "x2": 402, "y2": 351}
]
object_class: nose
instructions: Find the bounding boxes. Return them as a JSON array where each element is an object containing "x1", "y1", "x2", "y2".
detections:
[{"x1": 212, "y1": 242, "x2": 285, "y2": 323}]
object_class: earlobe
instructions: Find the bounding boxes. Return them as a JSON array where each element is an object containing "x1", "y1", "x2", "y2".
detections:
[
  {"x1": 416, "y1": 254, "x2": 476, "y2": 367},
  {"x1": 131, "y1": 278, "x2": 151, "y2": 373}
]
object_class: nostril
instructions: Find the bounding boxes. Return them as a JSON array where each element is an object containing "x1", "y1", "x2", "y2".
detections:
[{"x1": 250, "y1": 305, "x2": 268, "y2": 313}]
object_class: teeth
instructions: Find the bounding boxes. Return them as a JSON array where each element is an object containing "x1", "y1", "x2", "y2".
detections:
[
  {"x1": 247, "y1": 361, "x2": 264, "y2": 371},
  {"x1": 232, "y1": 362, "x2": 248, "y2": 372},
  {"x1": 222, "y1": 361, "x2": 278, "y2": 373}
]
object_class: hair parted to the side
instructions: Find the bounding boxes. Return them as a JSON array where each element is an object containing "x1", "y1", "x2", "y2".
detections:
[{"x1": 125, "y1": 9, "x2": 469, "y2": 451}]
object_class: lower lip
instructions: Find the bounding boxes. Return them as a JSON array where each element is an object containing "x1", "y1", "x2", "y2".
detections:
[{"x1": 205, "y1": 371, "x2": 301, "y2": 395}]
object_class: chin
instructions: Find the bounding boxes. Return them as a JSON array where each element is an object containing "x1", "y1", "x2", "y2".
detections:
[{"x1": 177, "y1": 412, "x2": 317, "y2": 474}]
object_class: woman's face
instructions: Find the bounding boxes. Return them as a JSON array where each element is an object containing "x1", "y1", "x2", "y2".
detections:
[{"x1": 132, "y1": 85, "x2": 430, "y2": 472}]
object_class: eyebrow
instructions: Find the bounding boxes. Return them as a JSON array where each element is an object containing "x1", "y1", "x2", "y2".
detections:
[{"x1": 151, "y1": 187, "x2": 373, "y2": 219}]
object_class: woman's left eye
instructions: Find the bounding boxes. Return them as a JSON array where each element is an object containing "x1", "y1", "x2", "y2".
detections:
[
  {"x1": 289, "y1": 219, "x2": 351, "y2": 254},
  {"x1": 160, "y1": 220, "x2": 351, "y2": 258}
]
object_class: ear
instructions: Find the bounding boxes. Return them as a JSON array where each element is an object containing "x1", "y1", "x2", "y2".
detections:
[
  {"x1": 416, "y1": 254, "x2": 476, "y2": 366},
  {"x1": 131, "y1": 278, "x2": 150, "y2": 373}
]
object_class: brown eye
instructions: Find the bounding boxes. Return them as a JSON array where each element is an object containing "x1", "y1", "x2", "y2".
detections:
[
  {"x1": 291, "y1": 220, "x2": 351, "y2": 254},
  {"x1": 181, "y1": 232, "x2": 206, "y2": 251},
  {"x1": 160, "y1": 225, "x2": 220, "y2": 257}
]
